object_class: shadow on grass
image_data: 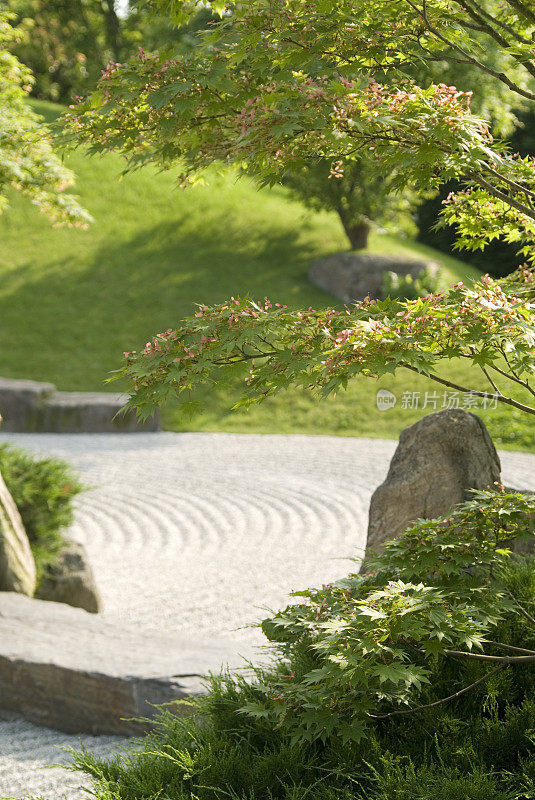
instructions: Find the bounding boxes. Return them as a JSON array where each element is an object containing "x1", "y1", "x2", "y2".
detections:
[{"x1": 0, "y1": 215, "x2": 336, "y2": 391}]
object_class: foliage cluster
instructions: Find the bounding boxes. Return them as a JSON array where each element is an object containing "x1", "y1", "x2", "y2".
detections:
[
  {"x1": 5, "y1": 0, "x2": 120, "y2": 104},
  {"x1": 419, "y1": 109, "x2": 535, "y2": 277},
  {"x1": 70, "y1": 490, "x2": 535, "y2": 800},
  {"x1": 255, "y1": 490, "x2": 535, "y2": 743},
  {"x1": 281, "y1": 21, "x2": 528, "y2": 253},
  {"x1": 0, "y1": 11, "x2": 89, "y2": 224},
  {"x1": 116, "y1": 268, "x2": 535, "y2": 422},
  {"x1": 4, "y1": 0, "x2": 215, "y2": 104},
  {"x1": 0, "y1": 443, "x2": 84, "y2": 578}
]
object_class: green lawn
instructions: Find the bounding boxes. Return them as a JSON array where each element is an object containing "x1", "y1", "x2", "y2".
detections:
[{"x1": 0, "y1": 100, "x2": 532, "y2": 450}]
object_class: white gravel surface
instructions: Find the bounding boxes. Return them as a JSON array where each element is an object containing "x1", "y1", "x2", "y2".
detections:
[{"x1": 0, "y1": 432, "x2": 533, "y2": 800}]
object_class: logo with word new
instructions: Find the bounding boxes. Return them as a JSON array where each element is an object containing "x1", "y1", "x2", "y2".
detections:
[{"x1": 376, "y1": 389, "x2": 397, "y2": 411}]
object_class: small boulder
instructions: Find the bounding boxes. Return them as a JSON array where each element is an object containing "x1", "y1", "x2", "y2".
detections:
[
  {"x1": 366, "y1": 409, "x2": 501, "y2": 559},
  {"x1": 36, "y1": 541, "x2": 102, "y2": 613},
  {"x1": 309, "y1": 252, "x2": 440, "y2": 303},
  {"x1": 0, "y1": 472, "x2": 36, "y2": 596}
]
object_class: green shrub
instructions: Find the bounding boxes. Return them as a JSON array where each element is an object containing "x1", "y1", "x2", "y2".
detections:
[
  {"x1": 66, "y1": 492, "x2": 535, "y2": 800},
  {"x1": 380, "y1": 267, "x2": 438, "y2": 300},
  {"x1": 0, "y1": 444, "x2": 84, "y2": 578},
  {"x1": 69, "y1": 650, "x2": 535, "y2": 800}
]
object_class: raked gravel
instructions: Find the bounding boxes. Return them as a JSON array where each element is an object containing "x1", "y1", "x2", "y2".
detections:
[{"x1": 0, "y1": 432, "x2": 533, "y2": 800}]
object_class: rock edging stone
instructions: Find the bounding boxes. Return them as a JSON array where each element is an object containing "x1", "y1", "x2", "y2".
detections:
[
  {"x1": 0, "y1": 472, "x2": 36, "y2": 596},
  {"x1": 36, "y1": 541, "x2": 102, "y2": 613},
  {"x1": 0, "y1": 376, "x2": 160, "y2": 433}
]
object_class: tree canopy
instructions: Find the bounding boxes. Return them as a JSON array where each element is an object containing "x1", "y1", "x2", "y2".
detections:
[{"x1": 66, "y1": 0, "x2": 535, "y2": 260}]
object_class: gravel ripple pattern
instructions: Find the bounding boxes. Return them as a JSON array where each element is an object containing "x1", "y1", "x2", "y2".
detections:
[{"x1": 0, "y1": 432, "x2": 533, "y2": 800}]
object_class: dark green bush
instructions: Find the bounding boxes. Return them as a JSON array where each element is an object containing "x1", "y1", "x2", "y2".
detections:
[
  {"x1": 0, "y1": 444, "x2": 84, "y2": 578},
  {"x1": 380, "y1": 267, "x2": 438, "y2": 300}
]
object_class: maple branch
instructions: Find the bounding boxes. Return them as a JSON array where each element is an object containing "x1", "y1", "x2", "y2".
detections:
[
  {"x1": 402, "y1": 363, "x2": 535, "y2": 415},
  {"x1": 487, "y1": 362, "x2": 535, "y2": 398},
  {"x1": 504, "y1": 0, "x2": 535, "y2": 26},
  {"x1": 507, "y1": 592, "x2": 535, "y2": 626},
  {"x1": 369, "y1": 663, "x2": 505, "y2": 719},
  {"x1": 468, "y1": 171, "x2": 535, "y2": 223},
  {"x1": 484, "y1": 641, "x2": 535, "y2": 655},
  {"x1": 443, "y1": 649, "x2": 535, "y2": 662},
  {"x1": 480, "y1": 162, "x2": 535, "y2": 206},
  {"x1": 458, "y1": 0, "x2": 533, "y2": 45},
  {"x1": 403, "y1": 0, "x2": 535, "y2": 101},
  {"x1": 481, "y1": 365, "x2": 501, "y2": 395}
]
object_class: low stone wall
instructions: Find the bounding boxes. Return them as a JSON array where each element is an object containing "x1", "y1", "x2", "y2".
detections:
[{"x1": 0, "y1": 377, "x2": 159, "y2": 433}]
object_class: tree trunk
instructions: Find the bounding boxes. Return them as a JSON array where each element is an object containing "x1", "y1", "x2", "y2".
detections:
[
  {"x1": 102, "y1": 0, "x2": 122, "y2": 60},
  {"x1": 339, "y1": 216, "x2": 370, "y2": 250}
]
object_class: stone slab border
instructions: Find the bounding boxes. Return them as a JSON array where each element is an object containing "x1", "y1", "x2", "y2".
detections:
[
  {"x1": 0, "y1": 593, "x2": 253, "y2": 736},
  {"x1": 0, "y1": 377, "x2": 159, "y2": 433}
]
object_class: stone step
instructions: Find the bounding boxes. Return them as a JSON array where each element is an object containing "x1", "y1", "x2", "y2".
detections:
[
  {"x1": 0, "y1": 593, "x2": 253, "y2": 736},
  {"x1": 0, "y1": 378, "x2": 56, "y2": 432},
  {"x1": 0, "y1": 377, "x2": 159, "y2": 433},
  {"x1": 37, "y1": 391, "x2": 159, "y2": 433}
]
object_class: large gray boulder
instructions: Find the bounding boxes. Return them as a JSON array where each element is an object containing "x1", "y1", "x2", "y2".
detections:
[
  {"x1": 366, "y1": 409, "x2": 501, "y2": 558},
  {"x1": 0, "y1": 471, "x2": 36, "y2": 596},
  {"x1": 36, "y1": 541, "x2": 102, "y2": 613},
  {"x1": 309, "y1": 252, "x2": 440, "y2": 303}
]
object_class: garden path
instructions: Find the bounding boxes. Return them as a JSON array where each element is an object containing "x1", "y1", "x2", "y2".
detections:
[{"x1": 0, "y1": 432, "x2": 533, "y2": 800}]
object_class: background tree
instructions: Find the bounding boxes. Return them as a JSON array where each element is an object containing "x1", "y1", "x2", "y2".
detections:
[
  {"x1": 5, "y1": 0, "x2": 215, "y2": 104},
  {"x1": 282, "y1": 154, "x2": 421, "y2": 251},
  {"x1": 123, "y1": 4, "x2": 215, "y2": 56},
  {"x1": 64, "y1": 0, "x2": 535, "y2": 268},
  {"x1": 0, "y1": 11, "x2": 89, "y2": 225},
  {"x1": 284, "y1": 33, "x2": 531, "y2": 253},
  {"x1": 5, "y1": 0, "x2": 128, "y2": 104},
  {"x1": 6, "y1": 0, "x2": 110, "y2": 103}
]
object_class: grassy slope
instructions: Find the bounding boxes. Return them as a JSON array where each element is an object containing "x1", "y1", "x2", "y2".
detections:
[{"x1": 0, "y1": 100, "x2": 532, "y2": 450}]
